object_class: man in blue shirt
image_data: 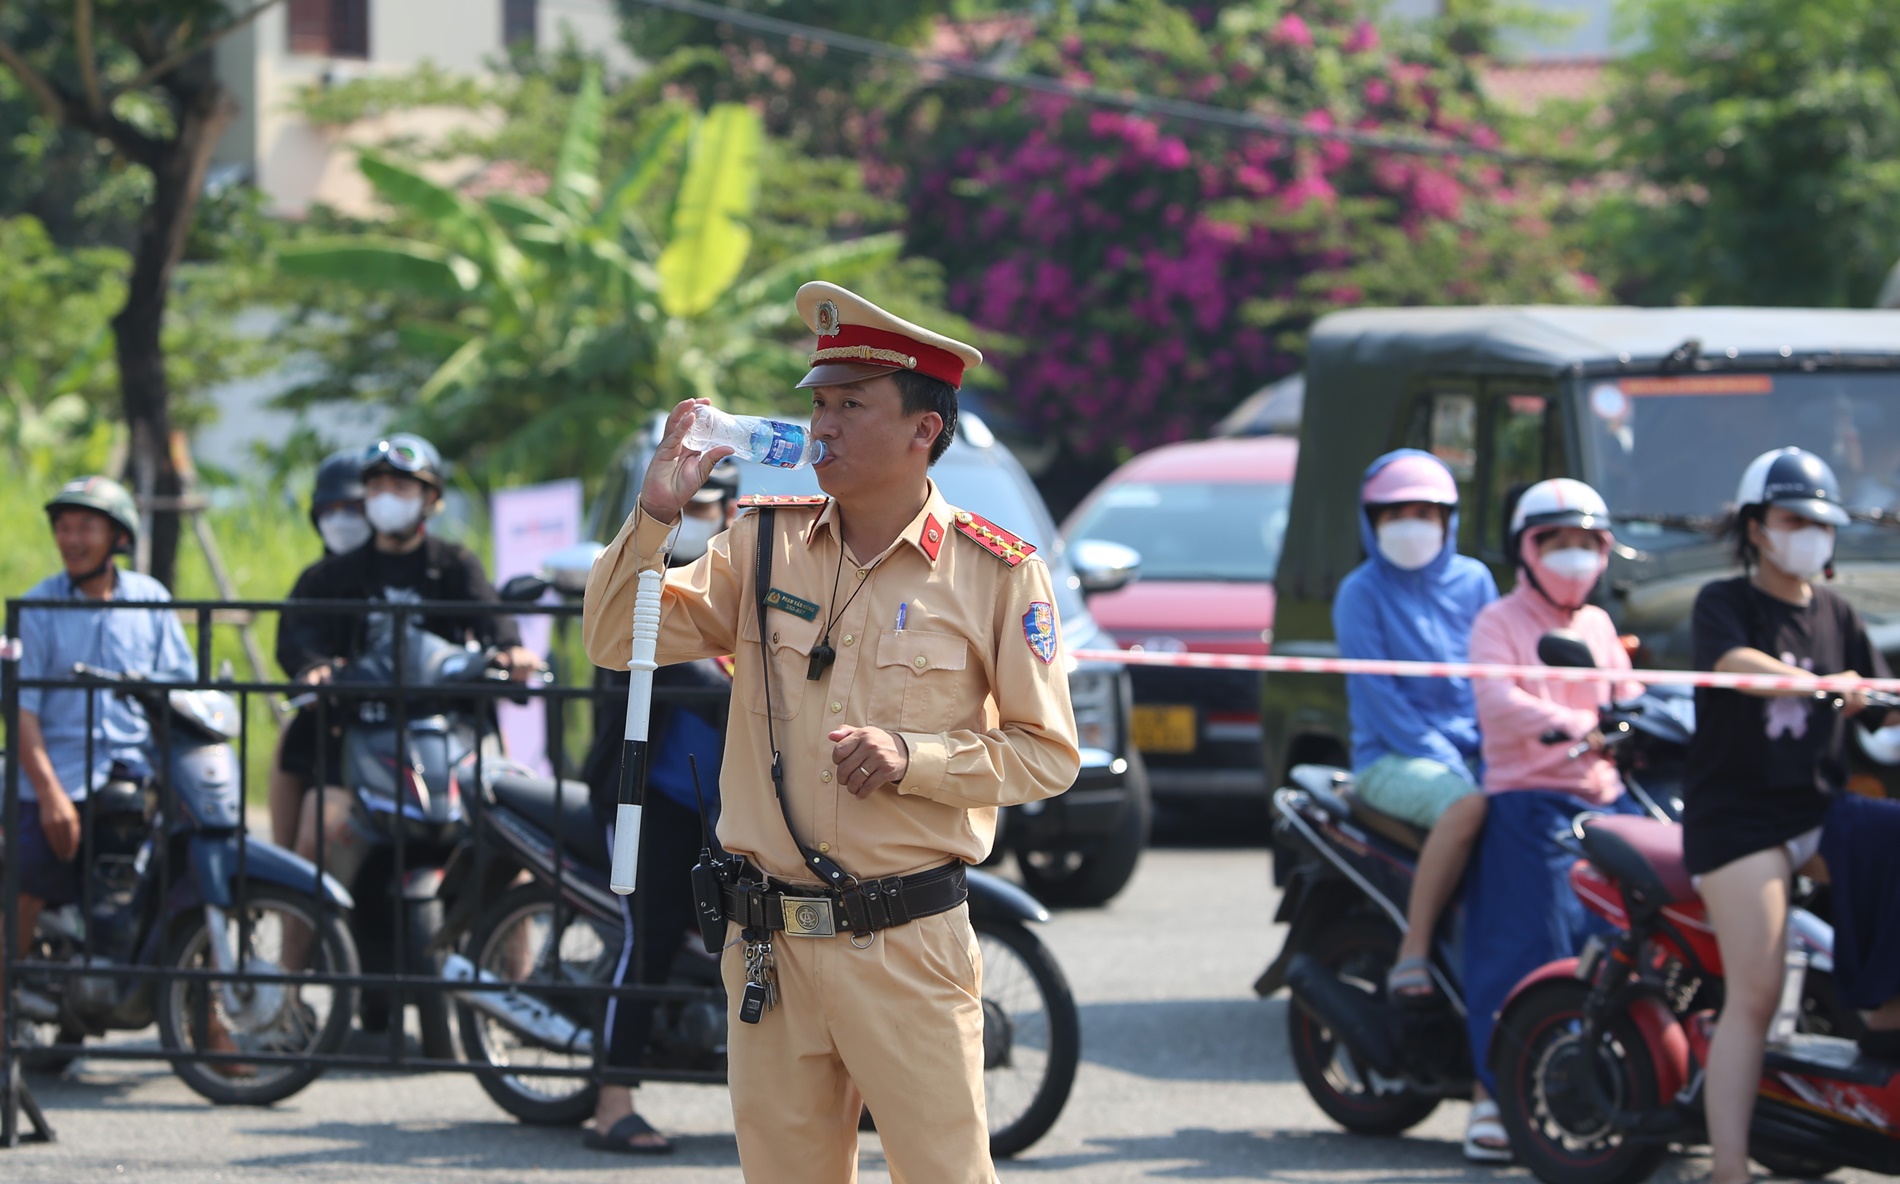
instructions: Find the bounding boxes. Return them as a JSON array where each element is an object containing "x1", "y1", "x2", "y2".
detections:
[{"x1": 9, "y1": 476, "x2": 195, "y2": 959}]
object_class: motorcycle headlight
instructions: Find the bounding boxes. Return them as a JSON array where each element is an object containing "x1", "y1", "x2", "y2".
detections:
[
  {"x1": 1855, "y1": 721, "x2": 1900, "y2": 766},
  {"x1": 1069, "y1": 667, "x2": 1121, "y2": 752}
]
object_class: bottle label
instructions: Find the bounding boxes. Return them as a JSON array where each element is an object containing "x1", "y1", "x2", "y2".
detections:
[{"x1": 760, "y1": 425, "x2": 807, "y2": 468}]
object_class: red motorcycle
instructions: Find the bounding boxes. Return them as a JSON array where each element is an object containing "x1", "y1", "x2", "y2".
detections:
[{"x1": 1490, "y1": 813, "x2": 1897, "y2": 1184}]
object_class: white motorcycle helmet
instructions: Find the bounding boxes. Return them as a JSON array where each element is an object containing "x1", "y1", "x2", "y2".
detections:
[
  {"x1": 1509, "y1": 478, "x2": 1613, "y2": 553},
  {"x1": 1510, "y1": 478, "x2": 1614, "y2": 611}
]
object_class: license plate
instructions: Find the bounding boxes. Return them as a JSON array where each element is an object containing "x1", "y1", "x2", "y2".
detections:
[{"x1": 1132, "y1": 705, "x2": 1196, "y2": 754}]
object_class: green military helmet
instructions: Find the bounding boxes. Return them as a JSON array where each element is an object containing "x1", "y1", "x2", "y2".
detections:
[{"x1": 45, "y1": 475, "x2": 140, "y2": 553}]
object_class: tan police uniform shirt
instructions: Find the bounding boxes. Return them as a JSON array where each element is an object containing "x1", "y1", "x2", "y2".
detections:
[{"x1": 582, "y1": 480, "x2": 1080, "y2": 884}]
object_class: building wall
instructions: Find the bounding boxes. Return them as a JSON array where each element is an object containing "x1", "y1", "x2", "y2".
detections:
[
  {"x1": 213, "y1": 0, "x2": 633, "y2": 217},
  {"x1": 1382, "y1": 0, "x2": 1620, "y2": 60}
]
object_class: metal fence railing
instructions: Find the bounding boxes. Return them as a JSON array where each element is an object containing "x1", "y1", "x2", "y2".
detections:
[{"x1": 1, "y1": 598, "x2": 730, "y2": 1148}]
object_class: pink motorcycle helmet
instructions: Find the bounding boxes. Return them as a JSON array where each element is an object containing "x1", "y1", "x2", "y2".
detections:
[{"x1": 1361, "y1": 450, "x2": 1460, "y2": 508}]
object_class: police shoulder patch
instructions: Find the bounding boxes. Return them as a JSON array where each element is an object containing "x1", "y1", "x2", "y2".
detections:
[
  {"x1": 950, "y1": 510, "x2": 1036, "y2": 567},
  {"x1": 1022, "y1": 601, "x2": 1057, "y2": 664}
]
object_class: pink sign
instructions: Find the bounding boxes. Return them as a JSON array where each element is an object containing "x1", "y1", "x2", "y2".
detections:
[{"x1": 490, "y1": 479, "x2": 584, "y2": 777}]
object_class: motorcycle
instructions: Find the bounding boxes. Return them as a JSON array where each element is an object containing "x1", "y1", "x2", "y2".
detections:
[
  {"x1": 1491, "y1": 810, "x2": 1891, "y2": 1184},
  {"x1": 426, "y1": 686, "x2": 1084, "y2": 1157},
  {"x1": 1491, "y1": 681, "x2": 1900, "y2": 1184},
  {"x1": 304, "y1": 616, "x2": 520, "y2": 1061},
  {"x1": 12, "y1": 666, "x2": 358, "y2": 1105},
  {"x1": 1257, "y1": 630, "x2": 1702, "y2": 1136}
]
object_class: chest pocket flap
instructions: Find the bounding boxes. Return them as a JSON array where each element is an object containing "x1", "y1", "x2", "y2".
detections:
[
  {"x1": 740, "y1": 610, "x2": 822, "y2": 719},
  {"x1": 875, "y1": 630, "x2": 974, "y2": 733},
  {"x1": 875, "y1": 630, "x2": 970, "y2": 676}
]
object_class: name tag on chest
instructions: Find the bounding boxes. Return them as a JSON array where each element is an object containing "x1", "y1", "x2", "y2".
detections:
[{"x1": 764, "y1": 588, "x2": 820, "y2": 621}]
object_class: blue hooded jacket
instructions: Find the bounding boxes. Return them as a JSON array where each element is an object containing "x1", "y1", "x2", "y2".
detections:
[{"x1": 1334, "y1": 449, "x2": 1498, "y2": 776}]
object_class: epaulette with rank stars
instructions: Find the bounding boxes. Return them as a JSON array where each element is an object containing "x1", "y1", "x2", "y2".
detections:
[
  {"x1": 951, "y1": 510, "x2": 1036, "y2": 567},
  {"x1": 735, "y1": 494, "x2": 828, "y2": 509}
]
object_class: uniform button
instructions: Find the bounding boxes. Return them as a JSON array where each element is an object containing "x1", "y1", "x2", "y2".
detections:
[
  {"x1": 830, "y1": 701, "x2": 842, "y2": 713},
  {"x1": 820, "y1": 770, "x2": 833, "y2": 783},
  {"x1": 914, "y1": 655, "x2": 927, "y2": 668},
  {"x1": 842, "y1": 634, "x2": 854, "y2": 646},
  {"x1": 771, "y1": 631, "x2": 780, "y2": 644},
  {"x1": 856, "y1": 569, "x2": 868, "y2": 581},
  {"x1": 819, "y1": 842, "x2": 831, "y2": 853}
]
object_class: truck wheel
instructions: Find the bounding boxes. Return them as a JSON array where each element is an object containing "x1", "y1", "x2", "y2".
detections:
[
  {"x1": 1287, "y1": 917, "x2": 1440, "y2": 1134},
  {"x1": 1018, "y1": 753, "x2": 1151, "y2": 908}
]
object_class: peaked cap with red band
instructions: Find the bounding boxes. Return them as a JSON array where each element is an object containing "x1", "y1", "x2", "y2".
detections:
[{"x1": 795, "y1": 281, "x2": 983, "y2": 391}]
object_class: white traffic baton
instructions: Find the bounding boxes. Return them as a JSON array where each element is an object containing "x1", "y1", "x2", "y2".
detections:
[
  {"x1": 610, "y1": 566, "x2": 666, "y2": 896},
  {"x1": 1069, "y1": 648, "x2": 1900, "y2": 696}
]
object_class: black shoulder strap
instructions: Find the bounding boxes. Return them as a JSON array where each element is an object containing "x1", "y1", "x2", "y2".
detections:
[{"x1": 752, "y1": 509, "x2": 854, "y2": 889}]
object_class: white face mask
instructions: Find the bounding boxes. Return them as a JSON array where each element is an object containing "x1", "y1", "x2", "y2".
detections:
[
  {"x1": 317, "y1": 509, "x2": 372, "y2": 555},
  {"x1": 670, "y1": 512, "x2": 722, "y2": 564},
  {"x1": 366, "y1": 491, "x2": 426, "y2": 536},
  {"x1": 1376, "y1": 518, "x2": 1445, "y2": 571},
  {"x1": 1764, "y1": 524, "x2": 1833, "y2": 579},
  {"x1": 1540, "y1": 547, "x2": 1604, "y2": 580}
]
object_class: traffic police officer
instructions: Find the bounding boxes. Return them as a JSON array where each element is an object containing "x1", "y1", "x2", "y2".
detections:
[{"x1": 583, "y1": 282, "x2": 1080, "y2": 1183}]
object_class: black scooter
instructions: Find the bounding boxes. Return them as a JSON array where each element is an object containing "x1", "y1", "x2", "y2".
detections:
[
  {"x1": 430, "y1": 717, "x2": 1085, "y2": 1157},
  {"x1": 1257, "y1": 632, "x2": 1695, "y2": 1135},
  {"x1": 13, "y1": 667, "x2": 358, "y2": 1106},
  {"x1": 297, "y1": 617, "x2": 520, "y2": 1060}
]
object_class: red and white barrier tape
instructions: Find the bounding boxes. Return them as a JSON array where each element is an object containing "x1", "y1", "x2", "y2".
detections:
[{"x1": 1069, "y1": 648, "x2": 1900, "y2": 695}]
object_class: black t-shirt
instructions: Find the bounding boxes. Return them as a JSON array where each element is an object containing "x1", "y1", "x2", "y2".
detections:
[
  {"x1": 1681, "y1": 577, "x2": 1889, "y2": 875},
  {"x1": 276, "y1": 536, "x2": 522, "y2": 678}
]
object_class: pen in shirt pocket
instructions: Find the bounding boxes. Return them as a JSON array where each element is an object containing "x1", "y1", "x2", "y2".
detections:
[{"x1": 895, "y1": 602, "x2": 907, "y2": 632}]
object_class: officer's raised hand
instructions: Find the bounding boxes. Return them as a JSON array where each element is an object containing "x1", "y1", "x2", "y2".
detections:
[
  {"x1": 830, "y1": 726, "x2": 910, "y2": 798},
  {"x1": 640, "y1": 398, "x2": 736, "y2": 524}
]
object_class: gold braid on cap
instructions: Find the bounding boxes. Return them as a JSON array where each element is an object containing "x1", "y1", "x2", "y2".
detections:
[{"x1": 809, "y1": 345, "x2": 918, "y2": 369}]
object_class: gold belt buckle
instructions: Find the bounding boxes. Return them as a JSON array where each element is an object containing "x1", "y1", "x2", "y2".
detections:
[{"x1": 780, "y1": 895, "x2": 837, "y2": 937}]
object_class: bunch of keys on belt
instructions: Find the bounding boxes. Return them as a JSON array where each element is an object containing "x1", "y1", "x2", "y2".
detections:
[{"x1": 740, "y1": 936, "x2": 778, "y2": 1024}]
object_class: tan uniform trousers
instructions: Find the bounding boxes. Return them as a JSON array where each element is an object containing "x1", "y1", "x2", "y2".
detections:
[{"x1": 721, "y1": 902, "x2": 992, "y2": 1184}]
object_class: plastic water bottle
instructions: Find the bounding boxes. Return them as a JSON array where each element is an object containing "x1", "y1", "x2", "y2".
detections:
[{"x1": 682, "y1": 406, "x2": 826, "y2": 469}]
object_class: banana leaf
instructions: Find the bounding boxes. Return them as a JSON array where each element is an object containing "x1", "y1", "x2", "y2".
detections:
[
  {"x1": 657, "y1": 104, "x2": 762, "y2": 319},
  {"x1": 276, "y1": 238, "x2": 482, "y2": 297}
]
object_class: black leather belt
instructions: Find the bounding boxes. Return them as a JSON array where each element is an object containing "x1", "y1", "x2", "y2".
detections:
[{"x1": 720, "y1": 861, "x2": 967, "y2": 938}]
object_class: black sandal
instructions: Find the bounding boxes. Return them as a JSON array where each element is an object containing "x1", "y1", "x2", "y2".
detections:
[
  {"x1": 583, "y1": 1112, "x2": 675, "y2": 1156},
  {"x1": 1860, "y1": 1028, "x2": 1900, "y2": 1061}
]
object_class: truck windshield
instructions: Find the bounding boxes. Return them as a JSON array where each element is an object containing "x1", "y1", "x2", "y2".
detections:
[{"x1": 1580, "y1": 370, "x2": 1900, "y2": 549}]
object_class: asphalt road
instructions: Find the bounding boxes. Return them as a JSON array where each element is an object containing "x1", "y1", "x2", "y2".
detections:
[{"x1": 1, "y1": 823, "x2": 1879, "y2": 1183}]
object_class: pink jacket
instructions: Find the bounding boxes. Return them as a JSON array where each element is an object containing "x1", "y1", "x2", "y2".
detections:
[{"x1": 1470, "y1": 580, "x2": 1639, "y2": 804}]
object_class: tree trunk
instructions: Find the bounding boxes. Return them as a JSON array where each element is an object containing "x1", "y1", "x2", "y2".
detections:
[{"x1": 111, "y1": 52, "x2": 236, "y2": 590}]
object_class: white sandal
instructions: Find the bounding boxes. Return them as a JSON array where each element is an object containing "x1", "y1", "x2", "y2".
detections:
[{"x1": 1464, "y1": 1099, "x2": 1513, "y2": 1163}]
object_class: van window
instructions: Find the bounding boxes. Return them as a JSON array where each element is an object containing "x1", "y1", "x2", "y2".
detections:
[
  {"x1": 1428, "y1": 393, "x2": 1478, "y2": 481},
  {"x1": 1485, "y1": 391, "x2": 1550, "y2": 554},
  {"x1": 1404, "y1": 387, "x2": 1480, "y2": 550}
]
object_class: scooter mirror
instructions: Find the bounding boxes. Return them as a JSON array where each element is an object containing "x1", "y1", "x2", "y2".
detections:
[
  {"x1": 499, "y1": 573, "x2": 551, "y2": 603},
  {"x1": 1538, "y1": 629, "x2": 1598, "y2": 669}
]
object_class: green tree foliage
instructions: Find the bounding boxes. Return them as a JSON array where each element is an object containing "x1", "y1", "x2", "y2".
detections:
[
  {"x1": 895, "y1": 0, "x2": 1597, "y2": 484},
  {"x1": 0, "y1": 216, "x2": 121, "y2": 474},
  {"x1": 272, "y1": 59, "x2": 965, "y2": 490},
  {"x1": 0, "y1": 0, "x2": 290, "y2": 587},
  {"x1": 0, "y1": 213, "x2": 265, "y2": 483},
  {"x1": 1595, "y1": 0, "x2": 1900, "y2": 306}
]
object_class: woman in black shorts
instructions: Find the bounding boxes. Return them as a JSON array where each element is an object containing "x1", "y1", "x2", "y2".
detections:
[{"x1": 1684, "y1": 447, "x2": 1900, "y2": 1184}]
